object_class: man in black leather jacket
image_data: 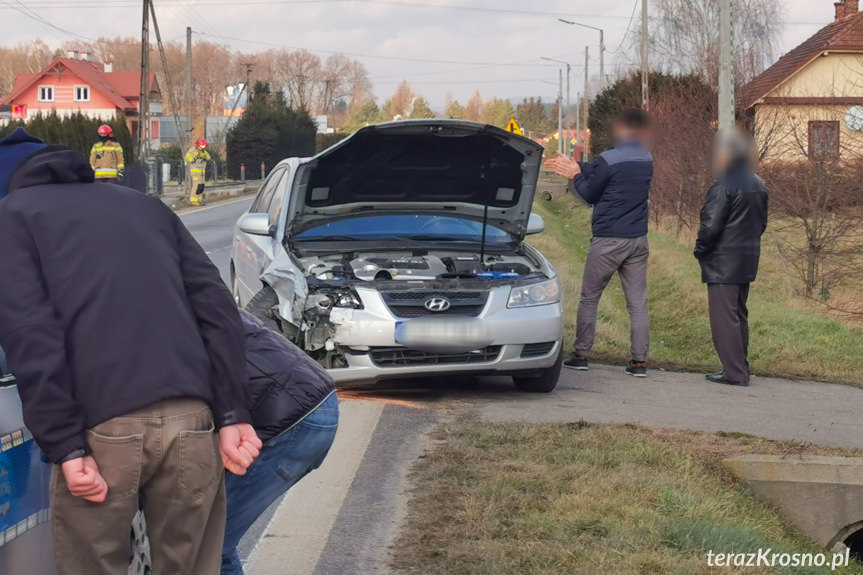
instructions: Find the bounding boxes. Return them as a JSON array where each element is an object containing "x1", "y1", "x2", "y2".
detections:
[
  {"x1": 694, "y1": 130, "x2": 768, "y2": 386},
  {"x1": 222, "y1": 310, "x2": 338, "y2": 575}
]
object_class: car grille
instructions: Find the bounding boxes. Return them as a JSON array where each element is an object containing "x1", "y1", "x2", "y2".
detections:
[
  {"x1": 380, "y1": 290, "x2": 489, "y2": 318},
  {"x1": 370, "y1": 346, "x2": 502, "y2": 367},
  {"x1": 520, "y1": 341, "x2": 557, "y2": 358}
]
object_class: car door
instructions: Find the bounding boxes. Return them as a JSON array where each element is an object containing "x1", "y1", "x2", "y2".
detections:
[{"x1": 234, "y1": 167, "x2": 289, "y2": 303}]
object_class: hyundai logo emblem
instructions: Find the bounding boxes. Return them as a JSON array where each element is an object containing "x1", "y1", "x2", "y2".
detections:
[{"x1": 424, "y1": 297, "x2": 452, "y2": 312}]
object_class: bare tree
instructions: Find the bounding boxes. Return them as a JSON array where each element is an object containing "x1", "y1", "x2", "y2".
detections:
[
  {"x1": 0, "y1": 41, "x2": 53, "y2": 98},
  {"x1": 282, "y1": 49, "x2": 322, "y2": 112},
  {"x1": 635, "y1": 0, "x2": 783, "y2": 85}
]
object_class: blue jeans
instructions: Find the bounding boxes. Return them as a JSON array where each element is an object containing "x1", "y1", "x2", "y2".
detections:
[{"x1": 221, "y1": 393, "x2": 339, "y2": 575}]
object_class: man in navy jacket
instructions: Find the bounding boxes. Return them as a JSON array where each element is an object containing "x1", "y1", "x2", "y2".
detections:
[{"x1": 546, "y1": 108, "x2": 654, "y2": 377}]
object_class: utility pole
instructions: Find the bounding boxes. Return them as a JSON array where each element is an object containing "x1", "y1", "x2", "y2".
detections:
[
  {"x1": 149, "y1": 1, "x2": 186, "y2": 160},
  {"x1": 583, "y1": 46, "x2": 589, "y2": 140},
  {"x1": 541, "y1": 57, "x2": 571, "y2": 152},
  {"x1": 599, "y1": 29, "x2": 605, "y2": 91},
  {"x1": 185, "y1": 26, "x2": 193, "y2": 149},
  {"x1": 557, "y1": 68, "x2": 564, "y2": 154},
  {"x1": 575, "y1": 93, "x2": 581, "y2": 152},
  {"x1": 138, "y1": 0, "x2": 151, "y2": 158},
  {"x1": 641, "y1": 0, "x2": 649, "y2": 110},
  {"x1": 718, "y1": 0, "x2": 735, "y2": 131}
]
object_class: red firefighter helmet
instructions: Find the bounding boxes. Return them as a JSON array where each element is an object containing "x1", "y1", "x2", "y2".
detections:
[
  {"x1": 97, "y1": 124, "x2": 113, "y2": 137},
  {"x1": 196, "y1": 138, "x2": 208, "y2": 150}
]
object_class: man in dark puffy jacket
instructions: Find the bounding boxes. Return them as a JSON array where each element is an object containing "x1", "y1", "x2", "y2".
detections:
[
  {"x1": 695, "y1": 129, "x2": 768, "y2": 387},
  {"x1": 222, "y1": 310, "x2": 338, "y2": 575},
  {"x1": 546, "y1": 108, "x2": 654, "y2": 377}
]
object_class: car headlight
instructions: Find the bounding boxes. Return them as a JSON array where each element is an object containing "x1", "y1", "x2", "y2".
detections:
[
  {"x1": 507, "y1": 278, "x2": 561, "y2": 308},
  {"x1": 333, "y1": 289, "x2": 363, "y2": 309}
]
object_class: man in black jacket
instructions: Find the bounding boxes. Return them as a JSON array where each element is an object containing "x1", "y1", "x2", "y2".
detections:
[
  {"x1": 221, "y1": 310, "x2": 338, "y2": 575},
  {"x1": 694, "y1": 129, "x2": 768, "y2": 387},
  {"x1": 0, "y1": 131, "x2": 261, "y2": 575}
]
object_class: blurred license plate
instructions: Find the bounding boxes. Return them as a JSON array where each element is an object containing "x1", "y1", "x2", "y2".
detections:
[{"x1": 394, "y1": 318, "x2": 492, "y2": 353}]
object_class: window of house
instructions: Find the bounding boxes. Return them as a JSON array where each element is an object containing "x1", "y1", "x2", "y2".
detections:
[
  {"x1": 809, "y1": 121, "x2": 840, "y2": 160},
  {"x1": 38, "y1": 86, "x2": 54, "y2": 102},
  {"x1": 74, "y1": 86, "x2": 90, "y2": 102}
]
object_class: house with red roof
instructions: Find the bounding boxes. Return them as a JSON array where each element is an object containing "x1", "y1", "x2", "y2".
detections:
[
  {"x1": 1, "y1": 52, "x2": 162, "y2": 148},
  {"x1": 739, "y1": 0, "x2": 863, "y2": 161}
]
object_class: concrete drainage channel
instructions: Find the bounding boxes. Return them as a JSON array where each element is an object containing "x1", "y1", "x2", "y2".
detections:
[{"x1": 726, "y1": 455, "x2": 863, "y2": 559}]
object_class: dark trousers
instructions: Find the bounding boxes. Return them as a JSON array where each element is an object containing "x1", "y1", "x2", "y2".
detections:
[{"x1": 707, "y1": 283, "x2": 751, "y2": 383}]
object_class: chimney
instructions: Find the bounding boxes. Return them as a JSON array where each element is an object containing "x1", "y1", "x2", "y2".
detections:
[
  {"x1": 836, "y1": 0, "x2": 858, "y2": 20},
  {"x1": 104, "y1": 62, "x2": 113, "y2": 73}
]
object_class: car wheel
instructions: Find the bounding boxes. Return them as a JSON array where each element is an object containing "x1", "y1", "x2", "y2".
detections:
[
  {"x1": 245, "y1": 285, "x2": 281, "y2": 332},
  {"x1": 230, "y1": 264, "x2": 242, "y2": 307},
  {"x1": 512, "y1": 347, "x2": 562, "y2": 393}
]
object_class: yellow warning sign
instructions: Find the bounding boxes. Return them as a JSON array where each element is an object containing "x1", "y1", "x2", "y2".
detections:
[{"x1": 505, "y1": 118, "x2": 524, "y2": 136}]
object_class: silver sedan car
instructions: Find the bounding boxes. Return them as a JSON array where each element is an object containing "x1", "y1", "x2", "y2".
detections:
[{"x1": 230, "y1": 119, "x2": 564, "y2": 392}]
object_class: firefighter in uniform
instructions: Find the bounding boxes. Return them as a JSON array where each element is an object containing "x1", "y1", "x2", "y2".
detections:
[
  {"x1": 185, "y1": 138, "x2": 211, "y2": 206},
  {"x1": 89, "y1": 124, "x2": 124, "y2": 183}
]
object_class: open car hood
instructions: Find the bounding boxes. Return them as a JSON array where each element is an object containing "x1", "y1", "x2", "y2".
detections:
[{"x1": 288, "y1": 120, "x2": 544, "y2": 241}]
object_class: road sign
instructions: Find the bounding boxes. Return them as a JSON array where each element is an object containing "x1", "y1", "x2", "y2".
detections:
[{"x1": 505, "y1": 119, "x2": 524, "y2": 136}]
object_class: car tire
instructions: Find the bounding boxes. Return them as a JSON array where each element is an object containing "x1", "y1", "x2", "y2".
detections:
[
  {"x1": 230, "y1": 263, "x2": 242, "y2": 307},
  {"x1": 512, "y1": 347, "x2": 563, "y2": 393},
  {"x1": 244, "y1": 285, "x2": 281, "y2": 332}
]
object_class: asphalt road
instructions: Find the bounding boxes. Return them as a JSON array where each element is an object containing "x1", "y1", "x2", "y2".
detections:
[
  {"x1": 178, "y1": 198, "x2": 863, "y2": 575},
  {"x1": 179, "y1": 196, "x2": 254, "y2": 285}
]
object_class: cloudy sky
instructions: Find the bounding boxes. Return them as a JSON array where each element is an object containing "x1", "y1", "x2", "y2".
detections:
[{"x1": 0, "y1": 0, "x2": 836, "y2": 107}]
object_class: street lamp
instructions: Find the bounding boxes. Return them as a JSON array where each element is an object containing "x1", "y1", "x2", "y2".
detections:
[{"x1": 558, "y1": 18, "x2": 605, "y2": 91}]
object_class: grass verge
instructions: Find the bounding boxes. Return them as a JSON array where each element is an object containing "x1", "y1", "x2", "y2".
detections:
[
  {"x1": 391, "y1": 420, "x2": 863, "y2": 575},
  {"x1": 527, "y1": 181, "x2": 863, "y2": 385}
]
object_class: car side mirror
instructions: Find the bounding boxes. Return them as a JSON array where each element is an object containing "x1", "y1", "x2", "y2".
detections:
[
  {"x1": 239, "y1": 213, "x2": 275, "y2": 237},
  {"x1": 526, "y1": 213, "x2": 546, "y2": 235}
]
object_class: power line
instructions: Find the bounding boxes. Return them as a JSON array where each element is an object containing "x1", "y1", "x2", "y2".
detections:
[
  {"x1": 4, "y1": 0, "x2": 641, "y2": 20},
  {"x1": 196, "y1": 30, "x2": 573, "y2": 67},
  {"x1": 607, "y1": 0, "x2": 639, "y2": 55},
  {"x1": 1, "y1": 0, "x2": 99, "y2": 42},
  {"x1": 0, "y1": 0, "x2": 833, "y2": 28}
]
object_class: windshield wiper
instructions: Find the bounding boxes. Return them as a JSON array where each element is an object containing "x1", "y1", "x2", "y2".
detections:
[
  {"x1": 403, "y1": 235, "x2": 472, "y2": 242},
  {"x1": 296, "y1": 235, "x2": 360, "y2": 242}
]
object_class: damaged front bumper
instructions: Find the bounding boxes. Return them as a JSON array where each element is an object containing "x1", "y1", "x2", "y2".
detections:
[{"x1": 323, "y1": 285, "x2": 564, "y2": 384}]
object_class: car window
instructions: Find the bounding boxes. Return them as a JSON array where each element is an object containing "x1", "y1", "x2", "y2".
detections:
[
  {"x1": 267, "y1": 168, "x2": 291, "y2": 227},
  {"x1": 250, "y1": 168, "x2": 285, "y2": 214}
]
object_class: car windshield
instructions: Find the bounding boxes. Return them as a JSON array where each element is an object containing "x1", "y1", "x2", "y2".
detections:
[{"x1": 295, "y1": 215, "x2": 514, "y2": 244}]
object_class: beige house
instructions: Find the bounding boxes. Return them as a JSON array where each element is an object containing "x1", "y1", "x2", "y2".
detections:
[{"x1": 739, "y1": 0, "x2": 863, "y2": 161}]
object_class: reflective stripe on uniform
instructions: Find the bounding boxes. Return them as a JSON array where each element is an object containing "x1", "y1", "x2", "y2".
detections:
[{"x1": 95, "y1": 169, "x2": 119, "y2": 177}]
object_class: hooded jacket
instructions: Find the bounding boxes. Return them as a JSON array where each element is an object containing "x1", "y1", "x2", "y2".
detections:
[
  {"x1": 694, "y1": 165, "x2": 769, "y2": 284},
  {"x1": 0, "y1": 128, "x2": 46, "y2": 200},
  {"x1": 240, "y1": 310, "x2": 335, "y2": 442},
  {"x1": 0, "y1": 147, "x2": 252, "y2": 463}
]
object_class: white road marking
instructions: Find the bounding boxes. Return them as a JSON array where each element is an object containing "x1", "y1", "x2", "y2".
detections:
[
  {"x1": 176, "y1": 195, "x2": 254, "y2": 217},
  {"x1": 245, "y1": 399, "x2": 386, "y2": 575}
]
